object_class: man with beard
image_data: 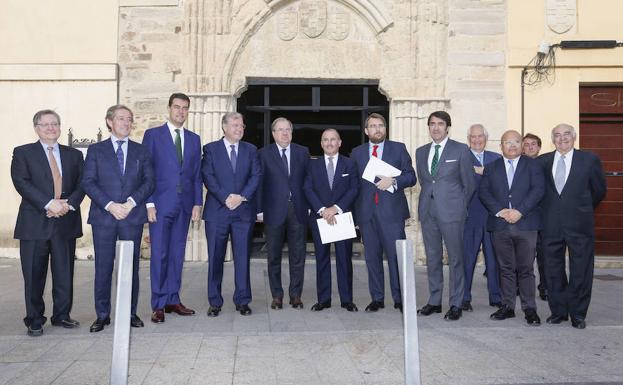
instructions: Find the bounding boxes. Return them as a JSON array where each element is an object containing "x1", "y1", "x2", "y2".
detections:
[
  {"x1": 351, "y1": 113, "x2": 417, "y2": 313},
  {"x1": 415, "y1": 111, "x2": 475, "y2": 321}
]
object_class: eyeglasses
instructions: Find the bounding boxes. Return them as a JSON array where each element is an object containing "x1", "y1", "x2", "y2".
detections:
[
  {"x1": 502, "y1": 140, "x2": 521, "y2": 146},
  {"x1": 274, "y1": 127, "x2": 292, "y2": 133},
  {"x1": 367, "y1": 124, "x2": 385, "y2": 129},
  {"x1": 37, "y1": 123, "x2": 60, "y2": 129}
]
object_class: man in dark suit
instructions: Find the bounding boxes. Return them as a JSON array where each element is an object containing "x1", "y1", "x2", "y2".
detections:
[
  {"x1": 479, "y1": 130, "x2": 544, "y2": 326},
  {"x1": 304, "y1": 129, "x2": 359, "y2": 312},
  {"x1": 202, "y1": 112, "x2": 261, "y2": 317},
  {"x1": 257, "y1": 117, "x2": 310, "y2": 310},
  {"x1": 142, "y1": 93, "x2": 203, "y2": 323},
  {"x1": 539, "y1": 123, "x2": 606, "y2": 329},
  {"x1": 82, "y1": 104, "x2": 155, "y2": 332},
  {"x1": 462, "y1": 124, "x2": 502, "y2": 312},
  {"x1": 522, "y1": 133, "x2": 548, "y2": 301},
  {"x1": 415, "y1": 111, "x2": 475, "y2": 321},
  {"x1": 11, "y1": 110, "x2": 85, "y2": 336},
  {"x1": 351, "y1": 113, "x2": 417, "y2": 313}
]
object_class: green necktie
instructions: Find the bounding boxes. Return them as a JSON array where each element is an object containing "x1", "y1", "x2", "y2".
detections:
[
  {"x1": 431, "y1": 144, "x2": 441, "y2": 177},
  {"x1": 174, "y1": 128, "x2": 183, "y2": 165}
]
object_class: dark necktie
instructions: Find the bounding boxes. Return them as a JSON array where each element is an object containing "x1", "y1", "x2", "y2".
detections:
[
  {"x1": 174, "y1": 128, "x2": 183, "y2": 166},
  {"x1": 230, "y1": 144, "x2": 237, "y2": 173},
  {"x1": 281, "y1": 148, "x2": 289, "y2": 175},
  {"x1": 47, "y1": 146, "x2": 62, "y2": 199},
  {"x1": 116, "y1": 140, "x2": 125, "y2": 175},
  {"x1": 431, "y1": 144, "x2": 441, "y2": 177},
  {"x1": 372, "y1": 145, "x2": 379, "y2": 205}
]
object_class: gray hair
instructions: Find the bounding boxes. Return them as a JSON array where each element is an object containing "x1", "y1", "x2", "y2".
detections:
[
  {"x1": 551, "y1": 123, "x2": 576, "y2": 141},
  {"x1": 105, "y1": 104, "x2": 133, "y2": 131},
  {"x1": 271, "y1": 117, "x2": 293, "y2": 131},
  {"x1": 33, "y1": 109, "x2": 61, "y2": 127},
  {"x1": 467, "y1": 123, "x2": 488, "y2": 139},
  {"x1": 221, "y1": 112, "x2": 244, "y2": 127}
]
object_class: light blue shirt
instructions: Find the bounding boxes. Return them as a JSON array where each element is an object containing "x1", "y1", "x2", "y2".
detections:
[
  {"x1": 369, "y1": 141, "x2": 385, "y2": 159},
  {"x1": 110, "y1": 134, "x2": 128, "y2": 173},
  {"x1": 40, "y1": 141, "x2": 62, "y2": 176}
]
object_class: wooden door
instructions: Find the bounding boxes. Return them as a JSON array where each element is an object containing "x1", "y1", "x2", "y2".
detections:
[{"x1": 579, "y1": 86, "x2": 623, "y2": 255}]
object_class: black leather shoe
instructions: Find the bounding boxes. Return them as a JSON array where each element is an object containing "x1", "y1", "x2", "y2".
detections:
[
  {"x1": 271, "y1": 298, "x2": 283, "y2": 310},
  {"x1": 51, "y1": 318, "x2": 80, "y2": 328},
  {"x1": 546, "y1": 314, "x2": 568, "y2": 324},
  {"x1": 341, "y1": 302, "x2": 358, "y2": 312},
  {"x1": 571, "y1": 317, "x2": 586, "y2": 329},
  {"x1": 461, "y1": 301, "x2": 473, "y2": 312},
  {"x1": 311, "y1": 302, "x2": 331, "y2": 311},
  {"x1": 364, "y1": 301, "x2": 384, "y2": 312},
  {"x1": 289, "y1": 297, "x2": 304, "y2": 309},
  {"x1": 490, "y1": 305, "x2": 515, "y2": 320},
  {"x1": 394, "y1": 302, "x2": 403, "y2": 313},
  {"x1": 236, "y1": 304, "x2": 252, "y2": 316},
  {"x1": 89, "y1": 317, "x2": 110, "y2": 333},
  {"x1": 207, "y1": 306, "x2": 221, "y2": 317},
  {"x1": 27, "y1": 325, "x2": 43, "y2": 337},
  {"x1": 524, "y1": 308, "x2": 541, "y2": 326},
  {"x1": 489, "y1": 301, "x2": 503, "y2": 308},
  {"x1": 444, "y1": 306, "x2": 462, "y2": 321},
  {"x1": 130, "y1": 315, "x2": 144, "y2": 328},
  {"x1": 417, "y1": 304, "x2": 441, "y2": 316}
]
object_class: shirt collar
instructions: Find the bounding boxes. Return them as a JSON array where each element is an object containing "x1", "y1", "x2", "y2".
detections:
[
  {"x1": 39, "y1": 141, "x2": 59, "y2": 152},
  {"x1": 432, "y1": 136, "x2": 449, "y2": 148},
  {"x1": 166, "y1": 121, "x2": 184, "y2": 134},
  {"x1": 223, "y1": 137, "x2": 238, "y2": 148},
  {"x1": 110, "y1": 134, "x2": 127, "y2": 144}
]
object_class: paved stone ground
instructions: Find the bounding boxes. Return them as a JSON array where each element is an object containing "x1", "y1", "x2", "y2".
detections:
[{"x1": 0, "y1": 257, "x2": 622, "y2": 385}]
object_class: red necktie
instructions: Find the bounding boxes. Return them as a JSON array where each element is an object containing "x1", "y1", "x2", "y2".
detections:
[{"x1": 372, "y1": 145, "x2": 379, "y2": 205}]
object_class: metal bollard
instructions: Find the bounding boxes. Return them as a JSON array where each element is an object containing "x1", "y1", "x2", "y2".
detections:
[
  {"x1": 110, "y1": 240, "x2": 134, "y2": 385},
  {"x1": 396, "y1": 239, "x2": 422, "y2": 385}
]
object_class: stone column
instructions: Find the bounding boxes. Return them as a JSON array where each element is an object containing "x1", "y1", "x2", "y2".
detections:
[
  {"x1": 184, "y1": 93, "x2": 236, "y2": 262},
  {"x1": 389, "y1": 98, "x2": 449, "y2": 264}
]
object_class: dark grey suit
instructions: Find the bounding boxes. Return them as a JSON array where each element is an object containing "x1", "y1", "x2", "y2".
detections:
[{"x1": 416, "y1": 138, "x2": 475, "y2": 308}]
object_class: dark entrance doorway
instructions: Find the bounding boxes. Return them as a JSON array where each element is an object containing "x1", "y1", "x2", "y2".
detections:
[
  {"x1": 579, "y1": 85, "x2": 623, "y2": 256},
  {"x1": 237, "y1": 82, "x2": 389, "y2": 156}
]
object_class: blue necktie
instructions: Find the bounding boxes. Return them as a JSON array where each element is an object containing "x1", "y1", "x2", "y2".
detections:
[
  {"x1": 281, "y1": 148, "x2": 289, "y2": 175},
  {"x1": 230, "y1": 144, "x2": 237, "y2": 173},
  {"x1": 116, "y1": 140, "x2": 125, "y2": 175},
  {"x1": 477, "y1": 152, "x2": 483, "y2": 166}
]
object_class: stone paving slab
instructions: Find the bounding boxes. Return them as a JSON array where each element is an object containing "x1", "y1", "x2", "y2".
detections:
[{"x1": 0, "y1": 258, "x2": 621, "y2": 385}]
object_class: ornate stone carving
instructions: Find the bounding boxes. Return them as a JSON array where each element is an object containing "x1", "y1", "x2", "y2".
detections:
[
  {"x1": 277, "y1": 6, "x2": 298, "y2": 41},
  {"x1": 299, "y1": 0, "x2": 327, "y2": 38},
  {"x1": 327, "y1": 4, "x2": 350, "y2": 41},
  {"x1": 546, "y1": 0, "x2": 576, "y2": 34}
]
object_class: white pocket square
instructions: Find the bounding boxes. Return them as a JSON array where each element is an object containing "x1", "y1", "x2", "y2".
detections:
[
  {"x1": 445, "y1": 159, "x2": 457, "y2": 163},
  {"x1": 341, "y1": 174, "x2": 349, "y2": 177}
]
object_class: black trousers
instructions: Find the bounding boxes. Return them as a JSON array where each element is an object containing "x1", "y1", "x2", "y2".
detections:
[
  {"x1": 265, "y1": 202, "x2": 307, "y2": 299},
  {"x1": 543, "y1": 232, "x2": 595, "y2": 320},
  {"x1": 20, "y1": 234, "x2": 73, "y2": 328},
  {"x1": 491, "y1": 226, "x2": 537, "y2": 311}
]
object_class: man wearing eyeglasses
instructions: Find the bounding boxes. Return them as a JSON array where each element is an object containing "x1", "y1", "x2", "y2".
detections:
[
  {"x1": 142, "y1": 93, "x2": 203, "y2": 324},
  {"x1": 351, "y1": 113, "x2": 417, "y2": 313},
  {"x1": 415, "y1": 111, "x2": 474, "y2": 321},
  {"x1": 82, "y1": 104, "x2": 155, "y2": 332},
  {"x1": 257, "y1": 117, "x2": 310, "y2": 310},
  {"x1": 479, "y1": 130, "x2": 544, "y2": 326},
  {"x1": 538, "y1": 124, "x2": 606, "y2": 329},
  {"x1": 202, "y1": 112, "x2": 261, "y2": 317},
  {"x1": 11, "y1": 110, "x2": 85, "y2": 336}
]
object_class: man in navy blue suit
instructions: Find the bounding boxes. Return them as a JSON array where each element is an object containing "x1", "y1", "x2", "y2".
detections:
[
  {"x1": 257, "y1": 117, "x2": 310, "y2": 310},
  {"x1": 351, "y1": 113, "x2": 417, "y2": 313},
  {"x1": 479, "y1": 130, "x2": 544, "y2": 326},
  {"x1": 304, "y1": 129, "x2": 359, "y2": 312},
  {"x1": 142, "y1": 93, "x2": 203, "y2": 323},
  {"x1": 539, "y1": 124, "x2": 606, "y2": 329},
  {"x1": 82, "y1": 105, "x2": 155, "y2": 332},
  {"x1": 462, "y1": 124, "x2": 502, "y2": 311},
  {"x1": 202, "y1": 112, "x2": 261, "y2": 317},
  {"x1": 11, "y1": 110, "x2": 85, "y2": 336}
]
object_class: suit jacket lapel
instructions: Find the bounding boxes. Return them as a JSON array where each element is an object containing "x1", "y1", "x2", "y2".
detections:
[
  {"x1": 106, "y1": 138, "x2": 124, "y2": 180},
  {"x1": 420, "y1": 143, "x2": 433, "y2": 178},
  {"x1": 333, "y1": 155, "x2": 346, "y2": 190},
  {"x1": 165, "y1": 126, "x2": 182, "y2": 171},
  {"x1": 271, "y1": 144, "x2": 289, "y2": 178},
  {"x1": 59, "y1": 145, "x2": 70, "y2": 193},
  {"x1": 510, "y1": 156, "x2": 526, "y2": 191},
  {"x1": 35, "y1": 142, "x2": 54, "y2": 184}
]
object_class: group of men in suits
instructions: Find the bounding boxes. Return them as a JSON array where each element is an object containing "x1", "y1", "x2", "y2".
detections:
[{"x1": 11, "y1": 101, "x2": 606, "y2": 336}]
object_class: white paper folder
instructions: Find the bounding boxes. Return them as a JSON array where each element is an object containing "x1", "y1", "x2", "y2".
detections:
[{"x1": 316, "y1": 212, "x2": 357, "y2": 244}]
